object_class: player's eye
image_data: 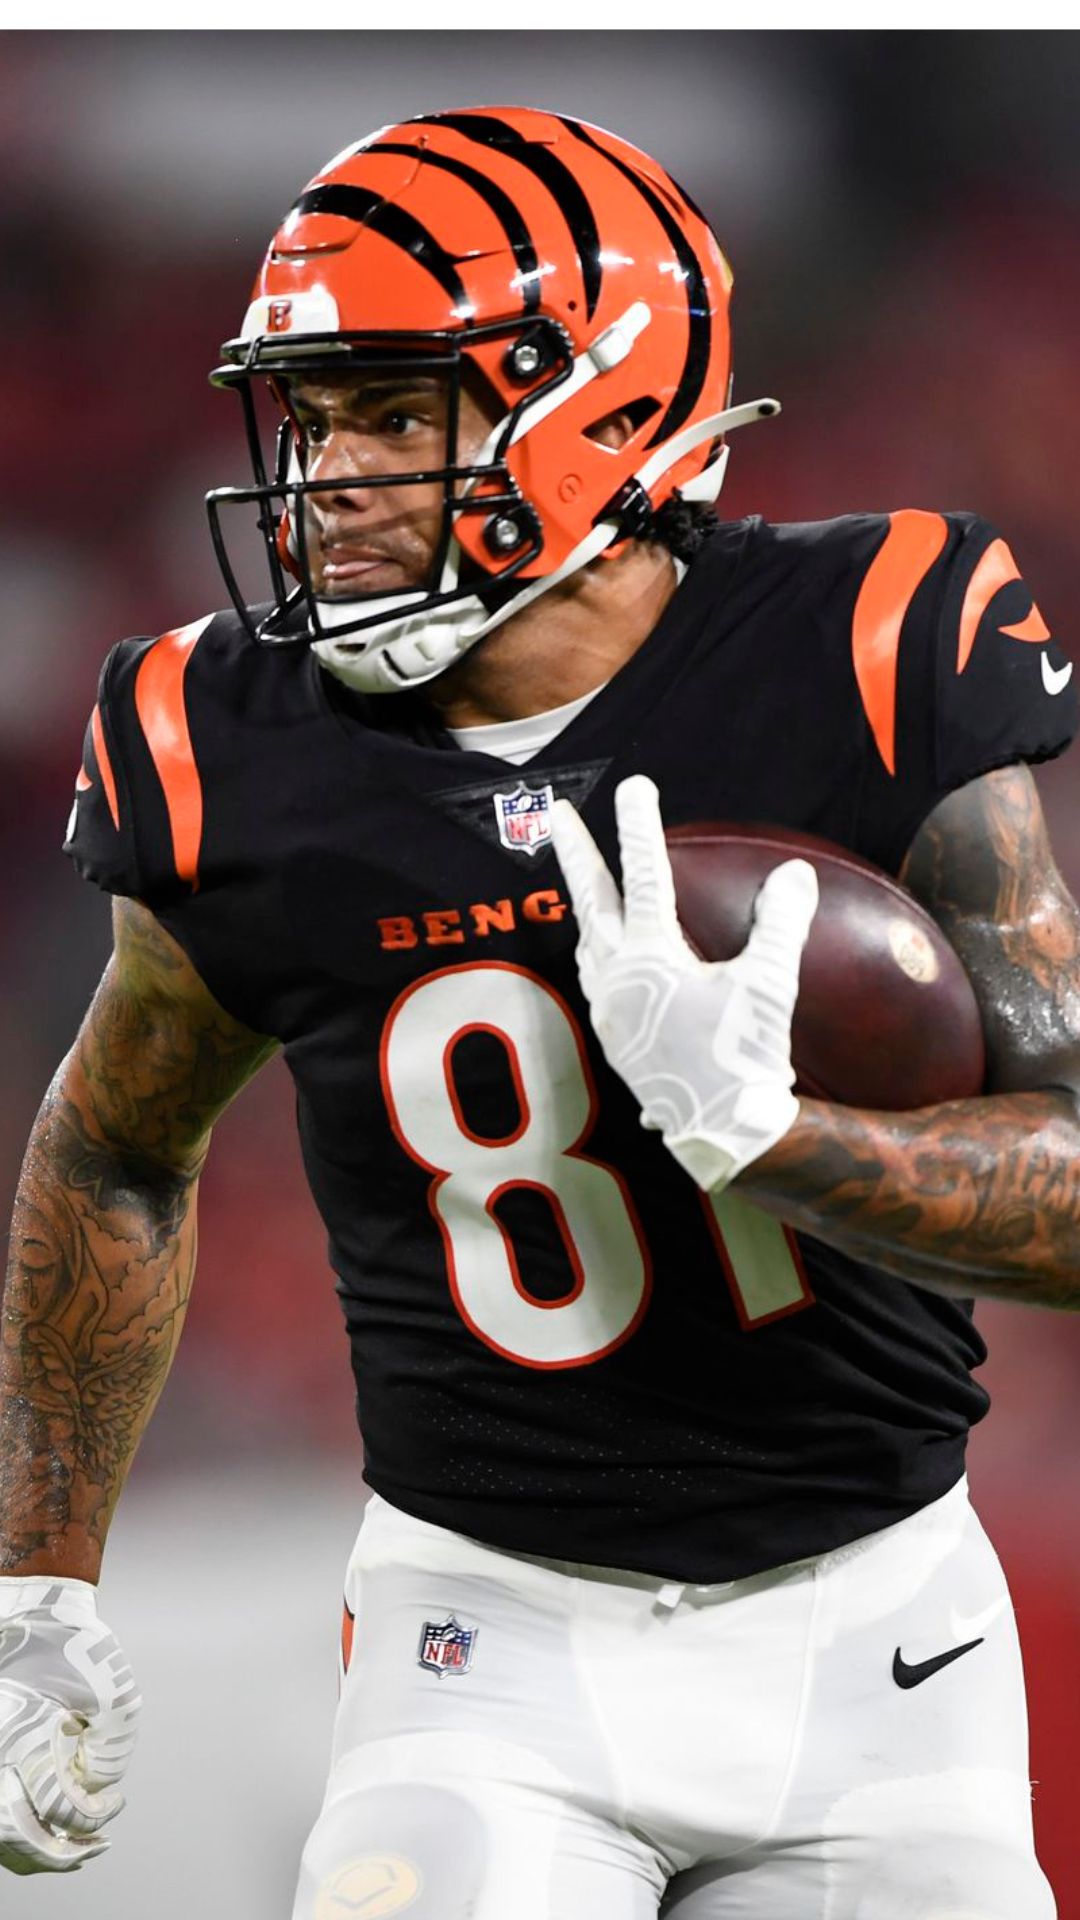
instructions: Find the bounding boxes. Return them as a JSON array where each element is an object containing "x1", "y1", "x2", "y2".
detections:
[{"x1": 381, "y1": 407, "x2": 422, "y2": 437}]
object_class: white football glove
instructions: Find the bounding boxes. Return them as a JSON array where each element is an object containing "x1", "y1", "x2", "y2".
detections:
[
  {"x1": 550, "y1": 776, "x2": 819, "y2": 1193},
  {"x1": 0, "y1": 1574, "x2": 140, "y2": 1875}
]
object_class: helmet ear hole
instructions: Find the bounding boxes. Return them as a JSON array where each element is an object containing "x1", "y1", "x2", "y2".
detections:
[{"x1": 584, "y1": 395, "x2": 660, "y2": 449}]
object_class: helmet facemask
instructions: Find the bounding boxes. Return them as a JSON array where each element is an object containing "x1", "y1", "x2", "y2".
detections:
[
  {"x1": 206, "y1": 108, "x2": 781, "y2": 692},
  {"x1": 207, "y1": 320, "x2": 577, "y2": 690}
]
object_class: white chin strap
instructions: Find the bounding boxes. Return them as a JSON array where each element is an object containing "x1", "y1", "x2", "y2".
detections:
[{"x1": 307, "y1": 316, "x2": 780, "y2": 695}]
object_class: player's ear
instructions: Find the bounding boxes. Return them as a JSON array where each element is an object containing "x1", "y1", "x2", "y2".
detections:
[{"x1": 584, "y1": 408, "x2": 638, "y2": 452}]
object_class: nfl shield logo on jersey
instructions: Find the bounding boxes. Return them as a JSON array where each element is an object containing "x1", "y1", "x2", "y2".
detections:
[
  {"x1": 493, "y1": 782, "x2": 555, "y2": 855},
  {"x1": 417, "y1": 1614, "x2": 478, "y2": 1676}
]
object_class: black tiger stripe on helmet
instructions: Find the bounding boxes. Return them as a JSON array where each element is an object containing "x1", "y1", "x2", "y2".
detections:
[
  {"x1": 370, "y1": 141, "x2": 543, "y2": 315},
  {"x1": 289, "y1": 184, "x2": 471, "y2": 314},
  {"x1": 557, "y1": 116, "x2": 712, "y2": 449},
  {"x1": 412, "y1": 111, "x2": 604, "y2": 323}
]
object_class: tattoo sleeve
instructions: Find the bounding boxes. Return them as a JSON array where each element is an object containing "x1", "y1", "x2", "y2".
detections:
[
  {"x1": 736, "y1": 765, "x2": 1080, "y2": 1310},
  {"x1": 0, "y1": 899, "x2": 278, "y2": 1580}
]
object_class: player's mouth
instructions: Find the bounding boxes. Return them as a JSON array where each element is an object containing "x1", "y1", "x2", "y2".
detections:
[{"x1": 319, "y1": 547, "x2": 413, "y2": 592}]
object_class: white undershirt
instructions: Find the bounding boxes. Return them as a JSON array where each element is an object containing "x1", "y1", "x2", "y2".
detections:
[
  {"x1": 442, "y1": 560, "x2": 688, "y2": 765},
  {"x1": 445, "y1": 682, "x2": 608, "y2": 766},
  {"x1": 443, "y1": 559, "x2": 687, "y2": 764}
]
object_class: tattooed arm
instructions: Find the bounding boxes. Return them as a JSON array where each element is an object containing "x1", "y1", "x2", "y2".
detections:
[
  {"x1": 0, "y1": 899, "x2": 279, "y2": 1581},
  {"x1": 736, "y1": 763, "x2": 1080, "y2": 1308}
]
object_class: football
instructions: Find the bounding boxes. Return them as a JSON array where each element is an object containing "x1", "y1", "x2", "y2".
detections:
[{"x1": 664, "y1": 823, "x2": 986, "y2": 1109}]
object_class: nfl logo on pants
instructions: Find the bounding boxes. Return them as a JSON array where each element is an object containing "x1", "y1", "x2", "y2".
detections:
[{"x1": 417, "y1": 1614, "x2": 477, "y2": 1676}]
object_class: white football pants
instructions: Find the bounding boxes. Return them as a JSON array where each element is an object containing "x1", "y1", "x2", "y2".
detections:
[{"x1": 292, "y1": 1476, "x2": 1054, "y2": 1920}]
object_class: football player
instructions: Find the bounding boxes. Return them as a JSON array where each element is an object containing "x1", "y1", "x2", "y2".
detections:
[{"x1": 2, "y1": 108, "x2": 1077, "y2": 1917}]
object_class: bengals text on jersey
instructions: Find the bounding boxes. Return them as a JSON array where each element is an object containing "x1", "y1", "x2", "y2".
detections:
[{"x1": 65, "y1": 509, "x2": 1076, "y2": 1582}]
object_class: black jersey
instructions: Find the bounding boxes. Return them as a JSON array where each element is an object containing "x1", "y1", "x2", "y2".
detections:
[{"x1": 65, "y1": 510, "x2": 1076, "y2": 1581}]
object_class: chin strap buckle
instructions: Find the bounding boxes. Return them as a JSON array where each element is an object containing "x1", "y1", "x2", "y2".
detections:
[{"x1": 596, "y1": 477, "x2": 654, "y2": 541}]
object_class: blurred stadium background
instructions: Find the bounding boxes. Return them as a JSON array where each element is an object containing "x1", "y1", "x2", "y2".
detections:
[{"x1": 3, "y1": 27, "x2": 1080, "y2": 1916}]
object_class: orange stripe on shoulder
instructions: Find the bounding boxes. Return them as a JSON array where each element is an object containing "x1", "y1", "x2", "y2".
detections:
[
  {"x1": 852, "y1": 510, "x2": 948, "y2": 776},
  {"x1": 134, "y1": 616, "x2": 214, "y2": 889},
  {"x1": 90, "y1": 703, "x2": 120, "y2": 829},
  {"x1": 956, "y1": 537, "x2": 1049, "y2": 672}
]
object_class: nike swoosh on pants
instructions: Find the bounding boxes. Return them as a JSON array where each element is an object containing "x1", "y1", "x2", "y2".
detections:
[{"x1": 892, "y1": 1637, "x2": 984, "y2": 1690}]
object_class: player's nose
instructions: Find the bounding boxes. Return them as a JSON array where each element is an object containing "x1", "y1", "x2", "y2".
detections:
[{"x1": 307, "y1": 430, "x2": 388, "y2": 515}]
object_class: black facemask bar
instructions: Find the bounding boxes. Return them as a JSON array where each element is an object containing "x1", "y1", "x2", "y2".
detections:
[{"x1": 206, "y1": 319, "x2": 574, "y2": 649}]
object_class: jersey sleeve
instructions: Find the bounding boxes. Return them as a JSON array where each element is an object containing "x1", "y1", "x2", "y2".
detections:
[
  {"x1": 63, "y1": 631, "x2": 205, "y2": 910},
  {"x1": 932, "y1": 513, "x2": 1075, "y2": 788},
  {"x1": 63, "y1": 640, "x2": 148, "y2": 900},
  {"x1": 855, "y1": 511, "x2": 1077, "y2": 870},
  {"x1": 62, "y1": 615, "x2": 287, "y2": 1037}
]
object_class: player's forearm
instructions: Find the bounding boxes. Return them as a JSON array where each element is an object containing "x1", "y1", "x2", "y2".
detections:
[
  {"x1": 736, "y1": 1087, "x2": 1080, "y2": 1309},
  {"x1": 0, "y1": 1069, "x2": 200, "y2": 1582}
]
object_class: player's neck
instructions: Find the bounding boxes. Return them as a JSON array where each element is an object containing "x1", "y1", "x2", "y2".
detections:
[{"x1": 423, "y1": 543, "x2": 680, "y2": 729}]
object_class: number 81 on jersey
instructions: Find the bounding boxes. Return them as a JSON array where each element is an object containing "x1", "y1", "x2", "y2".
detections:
[{"x1": 380, "y1": 963, "x2": 812, "y2": 1368}]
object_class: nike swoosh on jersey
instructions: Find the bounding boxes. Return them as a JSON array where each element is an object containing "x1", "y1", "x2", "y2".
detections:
[
  {"x1": 892, "y1": 1636, "x2": 984, "y2": 1690},
  {"x1": 1041, "y1": 653, "x2": 1073, "y2": 696}
]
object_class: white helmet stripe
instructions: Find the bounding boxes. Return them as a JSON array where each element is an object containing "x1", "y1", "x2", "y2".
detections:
[{"x1": 466, "y1": 302, "x2": 654, "y2": 474}]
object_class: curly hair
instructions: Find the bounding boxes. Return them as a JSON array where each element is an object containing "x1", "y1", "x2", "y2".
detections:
[{"x1": 651, "y1": 498, "x2": 720, "y2": 562}]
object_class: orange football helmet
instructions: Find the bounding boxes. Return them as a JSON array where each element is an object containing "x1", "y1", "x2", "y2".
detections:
[{"x1": 207, "y1": 106, "x2": 779, "y2": 692}]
